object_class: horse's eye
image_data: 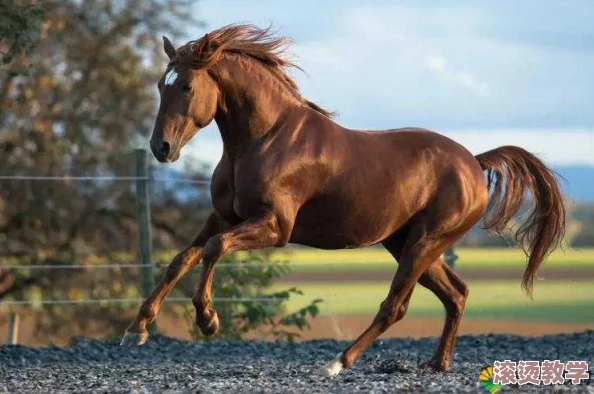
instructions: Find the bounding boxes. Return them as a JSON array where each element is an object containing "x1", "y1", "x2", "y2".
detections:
[{"x1": 181, "y1": 83, "x2": 192, "y2": 93}]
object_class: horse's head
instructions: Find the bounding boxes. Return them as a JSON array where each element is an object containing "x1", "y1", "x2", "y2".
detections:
[{"x1": 150, "y1": 36, "x2": 220, "y2": 163}]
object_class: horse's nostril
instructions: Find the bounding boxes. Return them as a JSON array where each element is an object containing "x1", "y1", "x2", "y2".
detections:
[{"x1": 160, "y1": 141, "x2": 171, "y2": 156}]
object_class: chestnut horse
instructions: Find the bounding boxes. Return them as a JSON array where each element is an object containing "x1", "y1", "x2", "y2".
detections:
[{"x1": 121, "y1": 25, "x2": 565, "y2": 375}]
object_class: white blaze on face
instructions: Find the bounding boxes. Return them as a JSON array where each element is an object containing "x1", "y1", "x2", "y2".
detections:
[{"x1": 164, "y1": 68, "x2": 178, "y2": 85}]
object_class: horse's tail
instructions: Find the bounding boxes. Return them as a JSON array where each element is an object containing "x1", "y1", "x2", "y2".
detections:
[{"x1": 475, "y1": 146, "x2": 566, "y2": 296}]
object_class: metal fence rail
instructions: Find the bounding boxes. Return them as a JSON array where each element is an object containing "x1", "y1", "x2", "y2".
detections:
[
  {"x1": 0, "y1": 260, "x2": 396, "y2": 308},
  {"x1": 0, "y1": 297, "x2": 285, "y2": 307},
  {"x1": 0, "y1": 261, "x2": 395, "y2": 270},
  {"x1": 0, "y1": 149, "x2": 457, "y2": 343},
  {"x1": 0, "y1": 150, "x2": 216, "y2": 343},
  {"x1": 0, "y1": 175, "x2": 210, "y2": 185}
]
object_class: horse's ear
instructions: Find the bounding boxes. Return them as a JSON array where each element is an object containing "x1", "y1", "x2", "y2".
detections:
[
  {"x1": 162, "y1": 36, "x2": 176, "y2": 60},
  {"x1": 199, "y1": 33, "x2": 211, "y2": 54}
]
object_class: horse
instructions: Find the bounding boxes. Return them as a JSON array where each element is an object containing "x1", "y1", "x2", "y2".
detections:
[{"x1": 120, "y1": 24, "x2": 566, "y2": 376}]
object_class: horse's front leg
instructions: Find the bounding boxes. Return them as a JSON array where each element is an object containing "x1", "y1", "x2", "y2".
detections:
[
  {"x1": 120, "y1": 212, "x2": 228, "y2": 346},
  {"x1": 192, "y1": 209, "x2": 291, "y2": 336}
]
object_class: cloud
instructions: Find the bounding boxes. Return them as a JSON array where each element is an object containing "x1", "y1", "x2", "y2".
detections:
[
  {"x1": 443, "y1": 128, "x2": 594, "y2": 165},
  {"x1": 180, "y1": 0, "x2": 594, "y2": 170},
  {"x1": 180, "y1": 127, "x2": 594, "y2": 174},
  {"x1": 191, "y1": 1, "x2": 594, "y2": 129},
  {"x1": 426, "y1": 55, "x2": 491, "y2": 97}
]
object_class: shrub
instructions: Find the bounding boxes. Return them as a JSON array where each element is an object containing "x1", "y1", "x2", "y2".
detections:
[{"x1": 184, "y1": 250, "x2": 322, "y2": 342}]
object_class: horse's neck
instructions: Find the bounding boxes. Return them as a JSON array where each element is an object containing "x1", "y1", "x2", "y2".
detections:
[{"x1": 213, "y1": 58, "x2": 302, "y2": 156}]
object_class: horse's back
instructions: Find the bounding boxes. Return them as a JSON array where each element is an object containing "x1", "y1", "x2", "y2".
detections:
[
  {"x1": 288, "y1": 126, "x2": 487, "y2": 249},
  {"x1": 350, "y1": 127, "x2": 478, "y2": 164}
]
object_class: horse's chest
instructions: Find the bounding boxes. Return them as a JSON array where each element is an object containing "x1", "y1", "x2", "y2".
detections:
[
  {"x1": 210, "y1": 155, "x2": 263, "y2": 223},
  {"x1": 210, "y1": 175, "x2": 267, "y2": 224}
]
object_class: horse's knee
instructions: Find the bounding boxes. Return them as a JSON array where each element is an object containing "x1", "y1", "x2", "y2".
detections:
[{"x1": 202, "y1": 235, "x2": 225, "y2": 264}]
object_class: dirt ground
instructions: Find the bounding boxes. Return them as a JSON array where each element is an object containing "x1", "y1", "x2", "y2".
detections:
[
  {"x1": 2, "y1": 267, "x2": 592, "y2": 346},
  {"x1": 160, "y1": 315, "x2": 594, "y2": 342},
  {"x1": 293, "y1": 315, "x2": 594, "y2": 340},
  {"x1": 3, "y1": 312, "x2": 592, "y2": 347}
]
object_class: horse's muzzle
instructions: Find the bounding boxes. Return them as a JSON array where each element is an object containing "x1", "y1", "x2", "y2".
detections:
[{"x1": 151, "y1": 140, "x2": 179, "y2": 163}]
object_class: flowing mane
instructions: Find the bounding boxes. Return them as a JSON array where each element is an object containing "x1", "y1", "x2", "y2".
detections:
[{"x1": 173, "y1": 24, "x2": 334, "y2": 118}]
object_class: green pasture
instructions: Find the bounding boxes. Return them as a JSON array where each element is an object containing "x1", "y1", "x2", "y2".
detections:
[
  {"x1": 270, "y1": 280, "x2": 594, "y2": 323},
  {"x1": 263, "y1": 247, "x2": 594, "y2": 273}
]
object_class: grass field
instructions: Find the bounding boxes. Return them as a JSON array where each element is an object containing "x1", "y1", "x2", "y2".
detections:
[
  {"x1": 262, "y1": 247, "x2": 594, "y2": 332},
  {"x1": 271, "y1": 280, "x2": 594, "y2": 323},
  {"x1": 261, "y1": 247, "x2": 594, "y2": 272}
]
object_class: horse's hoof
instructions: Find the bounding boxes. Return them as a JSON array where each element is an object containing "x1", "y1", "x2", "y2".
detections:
[
  {"x1": 120, "y1": 330, "x2": 149, "y2": 347},
  {"x1": 419, "y1": 359, "x2": 449, "y2": 372},
  {"x1": 322, "y1": 353, "x2": 344, "y2": 377},
  {"x1": 197, "y1": 310, "x2": 219, "y2": 337}
]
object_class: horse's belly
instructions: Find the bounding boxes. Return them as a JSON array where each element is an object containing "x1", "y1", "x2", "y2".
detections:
[{"x1": 288, "y1": 195, "x2": 409, "y2": 249}]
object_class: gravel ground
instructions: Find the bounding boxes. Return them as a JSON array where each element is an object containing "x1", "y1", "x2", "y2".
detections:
[{"x1": 0, "y1": 331, "x2": 593, "y2": 393}]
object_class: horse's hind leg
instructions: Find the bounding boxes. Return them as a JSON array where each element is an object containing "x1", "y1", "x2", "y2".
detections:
[
  {"x1": 324, "y1": 220, "x2": 455, "y2": 376},
  {"x1": 417, "y1": 259, "x2": 469, "y2": 371},
  {"x1": 380, "y1": 235, "x2": 469, "y2": 371}
]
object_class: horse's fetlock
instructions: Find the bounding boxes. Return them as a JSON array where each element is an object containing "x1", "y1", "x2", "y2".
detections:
[
  {"x1": 140, "y1": 304, "x2": 157, "y2": 321},
  {"x1": 341, "y1": 353, "x2": 355, "y2": 369},
  {"x1": 192, "y1": 296, "x2": 206, "y2": 311}
]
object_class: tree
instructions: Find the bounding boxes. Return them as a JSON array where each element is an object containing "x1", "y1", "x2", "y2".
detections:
[
  {"x1": 0, "y1": 2, "x2": 322, "y2": 344},
  {"x1": 0, "y1": 0, "x2": 208, "y2": 342},
  {"x1": 0, "y1": 0, "x2": 46, "y2": 67}
]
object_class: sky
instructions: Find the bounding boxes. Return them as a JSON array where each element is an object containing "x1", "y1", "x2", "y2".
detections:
[{"x1": 166, "y1": 0, "x2": 594, "y2": 172}]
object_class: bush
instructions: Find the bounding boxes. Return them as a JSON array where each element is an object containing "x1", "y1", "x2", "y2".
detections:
[{"x1": 184, "y1": 250, "x2": 322, "y2": 342}]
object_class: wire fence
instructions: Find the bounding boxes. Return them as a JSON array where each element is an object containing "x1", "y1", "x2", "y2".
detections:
[
  {"x1": 0, "y1": 175, "x2": 210, "y2": 185},
  {"x1": 0, "y1": 159, "x2": 232, "y2": 311},
  {"x1": 0, "y1": 261, "x2": 393, "y2": 270},
  {"x1": 0, "y1": 260, "x2": 396, "y2": 307},
  {"x1": 0, "y1": 165, "x2": 396, "y2": 309},
  {"x1": 0, "y1": 153, "x2": 457, "y2": 344},
  {"x1": 0, "y1": 297, "x2": 284, "y2": 307}
]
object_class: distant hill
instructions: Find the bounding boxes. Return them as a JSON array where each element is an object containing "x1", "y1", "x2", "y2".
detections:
[{"x1": 554, "y1": 165, "x2": 594, "y2": 203}]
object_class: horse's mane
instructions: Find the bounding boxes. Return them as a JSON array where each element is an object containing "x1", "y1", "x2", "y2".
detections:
[{"x1": 174, "y1": 24, "x2": 334, "y2": 118}]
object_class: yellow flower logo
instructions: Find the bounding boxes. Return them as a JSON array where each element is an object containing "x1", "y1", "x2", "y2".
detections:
[{"x1": 479, "y1": 365, "x2": 503, "y2": 393}]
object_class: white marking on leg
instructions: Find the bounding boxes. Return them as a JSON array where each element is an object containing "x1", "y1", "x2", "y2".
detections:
[
  {"x1": 164, "y1": 68, "x2": 178, "y2": 85},
  {"x1": 324, "y1": 353, "x2": 344, "y2": 376},
  {"x1": 120, "y1": 331, "x2": 149, "y2": 346}
]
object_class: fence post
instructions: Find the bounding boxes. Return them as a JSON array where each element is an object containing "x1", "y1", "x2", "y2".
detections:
[
  {"x1": 135, "y1": 149, "x2": 156, "y2": 333},
  {"x1": 7, "y1": 312, "x2": 19, "y2": 345},
  {"x1": 444, "y1": 247, "x2": 458, "y2": 269}
]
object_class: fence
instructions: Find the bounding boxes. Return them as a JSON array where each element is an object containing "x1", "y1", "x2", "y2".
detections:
[{"x1": 0, "y1": 149, "x2": 457, "y2": 344}]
